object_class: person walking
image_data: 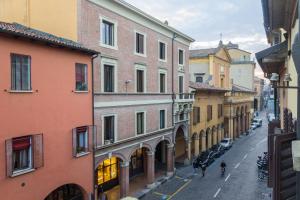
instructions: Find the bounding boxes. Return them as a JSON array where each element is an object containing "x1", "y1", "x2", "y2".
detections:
[
  {"x1": 192, "y1": 159, "x2": 199, "y2": 174},
  {"x1": 200, "y1": 164, "x2": 206, "y2": 177}
]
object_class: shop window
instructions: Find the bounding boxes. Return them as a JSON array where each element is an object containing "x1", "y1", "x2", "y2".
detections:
[
  {"x1": 98, "y1": 157, "x2": 118, "y2": 185},
  {"x1": 130, "y1": 148, "x2": 145, "y2": 178}
]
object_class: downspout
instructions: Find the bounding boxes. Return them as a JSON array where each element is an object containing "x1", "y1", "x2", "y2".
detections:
[
  {"x1": 91, "y1": 53, "x2": 99, "y2": 200},
  {"x1": 172, "y1": 33, "x2": 177, "y2": 127},
  {"x1": 297, "y1": 1, "x2": 300, "y2": 199}
]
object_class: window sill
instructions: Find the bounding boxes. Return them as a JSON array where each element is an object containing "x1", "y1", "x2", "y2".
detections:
[
  {"x1": 159, "y1": 59, "x2": 167, "y2": 63},
  {"x1": 74, "y1": 90, "x2": 89, "y2": 93},
  {"x1": 134, "y1": 52, "x2": 147, "y2": 58},
  {"x1": 99, "y1": 43, "x2": 118, "y2": 50},
  {"x1": 11, "y1": 168, "x2": 35, "y2": 177},
  {"x1": 8, "y1": 90, "x2": 33, "y2": 93},
  {"x1": 76, "y1": 152, "x2": 90, "y2": 158}
]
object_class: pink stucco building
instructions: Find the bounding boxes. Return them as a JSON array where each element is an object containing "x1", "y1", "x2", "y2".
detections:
[
  {"x1": 77, "y1": 0, "x2": 195, "y2": 198},
  {"x1": 0, "y1": 22, "x2": 98, "y2": 200}
]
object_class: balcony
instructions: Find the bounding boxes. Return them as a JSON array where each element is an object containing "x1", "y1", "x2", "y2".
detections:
[{"x1": 174, "y1": 93, "x2": 194, "y2": 103}]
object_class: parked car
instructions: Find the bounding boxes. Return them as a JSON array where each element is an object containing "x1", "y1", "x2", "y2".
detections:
[
  {"x1": 253, "y1": 118, "x2": 262, "y2": 127},
  {"x1": 251, "y1": 123, "x2": 258, "y2": 130},
  {"x1": 220, "y1": 138, "x2": 233, "y2": 149}
]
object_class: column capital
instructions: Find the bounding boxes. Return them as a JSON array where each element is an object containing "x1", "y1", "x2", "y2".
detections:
[
  {"x1": 146, "y1": 151, "x2": 155, "y2": 156},
  {"x1": 167, "y1": 144, "x2": 174, "y2": 148},
  {"x1": 120, "y1": 161, "x2": 129, "y2": 167}
]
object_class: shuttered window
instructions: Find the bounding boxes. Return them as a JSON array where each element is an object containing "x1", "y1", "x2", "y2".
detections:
[
  {"x1": 207, "y1": 105, "x2": 213, "y2": 121},
  {"x1": 159, "y1": 42, "x2": 166, "y2": 60},
  {"x1": 11, "y1": 54, "x2": 31, "y2": 91},
  {"x1": 193, "y1": 107, "x2": 201, "y2": 125},
  {"x1": 104, "y1": 116, "x2": 115, "y2": 142},
  {"x1": 137, "y1": 69, "x2": 144, "y2": 92},
  {"x1": 160, "y1": 110, "x2": 166, "y2": 129},
  {"x1": 75, "y1": 63, "x2": 88, "y2": 91},
  {"x1": 72, "y1": 126, "x2": 94, "y2": 157},
  {"x1": 6, "y1": 134, "x2": 43, "y2": 177},
  {"x1": 104, "y1": 64, "x2": 114, "y2": 92},
  {"x1": 178, "y1": 49, "x2": 184, "y2": 65},
  {"x1": 136, "y1": 112, "x2": 145, "y2": 135},
  {"x1": 102, "y1": 20, "x2": 115, "y2": 46},
  {"x1": 160, "y1": 73, "x2": 166, "y2": 93},
  {"x1": 136, "y1": 33, "x2": 145, "y2": 54},
  {"x1": 218, "y1": 104, "x2": 223, "y2": 118}
]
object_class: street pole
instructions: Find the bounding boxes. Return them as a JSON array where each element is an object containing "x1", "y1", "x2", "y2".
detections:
[{"x1": 297, "y1": 75, "x2": 300, "y2": 200}]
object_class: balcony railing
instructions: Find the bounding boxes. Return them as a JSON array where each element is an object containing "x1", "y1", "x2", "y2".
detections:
[{"x1": 175, "y1": 93, "x2": 194, "y2": 100}]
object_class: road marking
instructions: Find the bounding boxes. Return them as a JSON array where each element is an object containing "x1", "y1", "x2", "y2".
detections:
[
  {"x1": 250, "y1": 147, "x2": 255, "y2": 151},
  {"x1": 234, "y1": 162, "x2": 240, "y2": 169},
  {"x1": 243, "y1": 154, "x2": 248, "y2": 160},
  {"x1": 256, "y1": 137, "x2": 267, "y2": 146},
  {"x1": 213, "y1": 188, "x2": 221, "y2": 198},
  {"x1": 225, "y1": 174, "x2": 231, "y2": 182},
  {"x1": 154, "y1": 192, "x2": 169, "y2": 197},
  {"x1": 167, "y1": 179, "x2": 191, "y2": 200}
]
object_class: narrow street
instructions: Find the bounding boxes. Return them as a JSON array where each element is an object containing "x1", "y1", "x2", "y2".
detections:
[{"x1": 142, "y1": 112, "x2": 271, "y2": 200}]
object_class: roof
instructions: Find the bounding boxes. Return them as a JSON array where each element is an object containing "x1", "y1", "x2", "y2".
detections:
[
  {"x1": 189, "y1": 48, "x2": 218, "y2": 58},
  {"x1": 189, "y1": 81, "x2": 229, "y2": 92},
  {"x1": 115, "y1": 0, "x2": 195, "y2": 42},
  {"x1": 232, "y1": 84, "x2": 255, "y2": 93},
  {"x1": 255, "y1": 41, "x2": 288, "y2": 74},
  {"x1": 0, "y1": 22, "x2": 98, "y2": 55}
]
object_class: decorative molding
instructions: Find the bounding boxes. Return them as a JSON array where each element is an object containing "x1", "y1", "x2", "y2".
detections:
[{"x1": 94, "y1": 99, "x2": 172, "y2": 108}]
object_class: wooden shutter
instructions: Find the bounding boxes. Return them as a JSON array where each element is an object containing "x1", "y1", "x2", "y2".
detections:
[
  {"x1": 72, "y1": 128, "x2": 77, "y2": 157},
  {"x1": 193, "y1": 107, "x2": 197, "y2": 125},
  {"x1": 197, "y1": 107, "x2": 200, "y2": 123},
  {"x1": 88, "y1": 125, "x2": 96, "y2": 152},
  {"x1": 33, "y1": 134, "x2": 44, "y2": 169},
  {"x1": 5, "y1": 139, "x2": 13, "y2": 177},
  {"x1": 207, "y1": 105, "x2": 210, "y2": 121}
]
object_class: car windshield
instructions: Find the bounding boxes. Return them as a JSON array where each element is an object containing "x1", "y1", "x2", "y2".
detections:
[{"x1": 221, "y1": 140, "x2": 228, "y2": 143}]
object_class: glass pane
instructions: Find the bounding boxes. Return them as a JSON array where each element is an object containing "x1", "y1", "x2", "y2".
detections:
[
  {"x1": 103, "y1": 166, "x2": 111, "y2": 182},
  {"x1": 111, "y1": 164, "x2": 117, "y2": 179},
  {"x1": 103, "y1": 159, "x2": 111, "y2": 167}
]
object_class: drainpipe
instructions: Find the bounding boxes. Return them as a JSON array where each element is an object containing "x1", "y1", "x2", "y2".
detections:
[
  {"x1": 172, "y1": 33, "x2": 177, "y2": 127},
  {"x1": 91, "y1": 53, "x2": 99, "y2": 200}
]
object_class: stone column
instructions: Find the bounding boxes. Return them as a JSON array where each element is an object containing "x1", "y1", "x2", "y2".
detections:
[
  {"x1": 184, "y1": 139, "x2": 191, "y2": 165},
  {"x1": 202, "y1": 134, "x2": 206, "y2": 152},
  {"x1": 166, "y1": 144, "x2": 174, "y2": 176},
  {"x1": 213, "y1": 130, "x2": 217, "y2": 145},
  {"x1": 146, "y1": 151, "x2": 155, "y2": 188},
  {"x1": 236, "y1": 116, "x2": 240, "y2": 138},
  {"x1": 218, "y1": 129, "x2": 222, "y2": 142},
  {"x1": 194, "y1": 134, "x2": 200, "y2": 157},
  {"x1": 120, "y1": 161, "x2": 129, "y2": 198}
]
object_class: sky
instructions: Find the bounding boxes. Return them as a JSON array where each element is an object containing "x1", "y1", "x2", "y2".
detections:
[{"x1": 125, "y1": 0, "x2": 269, "y2": 78}]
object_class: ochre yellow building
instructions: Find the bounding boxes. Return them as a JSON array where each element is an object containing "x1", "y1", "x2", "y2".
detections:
[
  {"x1": 189, "y1": 82, "x2": 227, "y2": 157},
  {"x1": 0, "y1": 0, "x2": 77, "y2": 41}
]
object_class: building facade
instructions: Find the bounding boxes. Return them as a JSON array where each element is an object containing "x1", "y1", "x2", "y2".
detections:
[
  {"x1": 189, "y1": 82, "x2": 227, "y2": 157},
  {"x1": 253, "y1": 76, "x2": 265, "y2": 111},
  {"x1": 0, "y1": 22, "x2": 97, "y2": 200},
  {"x1": 78, "y1": 0, "x2": 194, "y2": 198},
  {"x1": 226, "y1": 43, "x2": 256, "y2": 91},
  {"x1": 256, "y1": 0, "x2": 299, "y2": 199}
]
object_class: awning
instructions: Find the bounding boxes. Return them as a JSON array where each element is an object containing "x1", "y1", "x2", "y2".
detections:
[{"x1": 255, "y1": 41, "x2": 288, "y2": 75}]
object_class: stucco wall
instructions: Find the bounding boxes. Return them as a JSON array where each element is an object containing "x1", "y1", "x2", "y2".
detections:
[
  {"x1": 230, "y1": 64, "x2": 255, "y2": 90},
  {"x1": 0, "y1": 37, "x2": 93, "y2": 199}
]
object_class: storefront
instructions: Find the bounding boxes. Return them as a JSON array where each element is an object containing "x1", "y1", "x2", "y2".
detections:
[
  {"x1": 97, "y1": 157, "x2": 119, "y2": 191},
  {"x1": 129, "y1": 148, "x2": 146, "y2": 178}
]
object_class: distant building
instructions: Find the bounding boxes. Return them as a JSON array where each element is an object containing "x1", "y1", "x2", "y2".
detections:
[{"x1": 253, "y1": 76, "x2": 265, "y2": 111}]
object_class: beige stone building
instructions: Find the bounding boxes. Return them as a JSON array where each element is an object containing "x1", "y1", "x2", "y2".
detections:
[{"x1": 253, "y1": 76, "x2": 265, "y2": 111}]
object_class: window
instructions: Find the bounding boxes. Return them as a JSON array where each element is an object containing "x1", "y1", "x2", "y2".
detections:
[
  {"x1": 207, "y1": 105, "x2": 213, "y2": 121},
  {"x1": 160, "y1": 110, "x2": 166, "y2": 129},
  {"x1": 195, "y1": 76, "x2": 203, "y2": 83},
  {"x1": 159, "y1": 41, "x2": 166, "y2": 61},
  {"x1": 97, "y1": 157, "x2": 119, "y2": 185},
  {"x1": 193, "y1": 107, "x2": 200, "y2": 125},
  {"x1": 136, "y1": 112, "x2": 145, "y2": 135},
  {"x1": 218, "y1": 104, "x2": 223, "y2": 118},
  {"x1": 178, "y1": 49, "x2": 184, "y2": 65},
  {"x1": 104, "y1": 116, "x2": 115, "y2": 143},
  {"x1": 104, "y1": 64, "x2": 114, "y2": 92},
  {"x1": 102, "y1": 20, "x2": 115, "y2": 46},
  {"x1": 135, "y1": 32, "x2": 145, "y2": 55},
  {"x1": 12, "y1": 136, "x2": 32, "y2": 172},
  {"x1": 75, "y1": 126, "x2": 88, "y2": 154},
  {"x1": 136, "y1": 69, "x2": 144, "y2": 93},
  {"x1": 179, "y1": 76, "x2": 184, "y2": 94},
  {"x1": 160, "y1": 73, "x2": 166, "y2": 93},
  {"x1": 11, "y1": 54, "x2": 31, "y2": 91},
  {"x1": 75, "y1": 63, "x2": 88, "y2": 91},
  {"x1": 6, "y1": 134, "x2": 43, "y2": 177}
]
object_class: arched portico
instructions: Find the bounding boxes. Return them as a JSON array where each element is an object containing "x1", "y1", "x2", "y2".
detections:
[
  {"x1": 44, "y1": 184, "x2": 87, "y2": 200},
  {"x1": 174, "y1": 125, "x2": 190, "y2": 165}
]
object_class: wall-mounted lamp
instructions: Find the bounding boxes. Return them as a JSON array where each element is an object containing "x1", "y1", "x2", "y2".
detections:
[{"x1": 270, "y1": 73, "x2": 298, "y2": 89}]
